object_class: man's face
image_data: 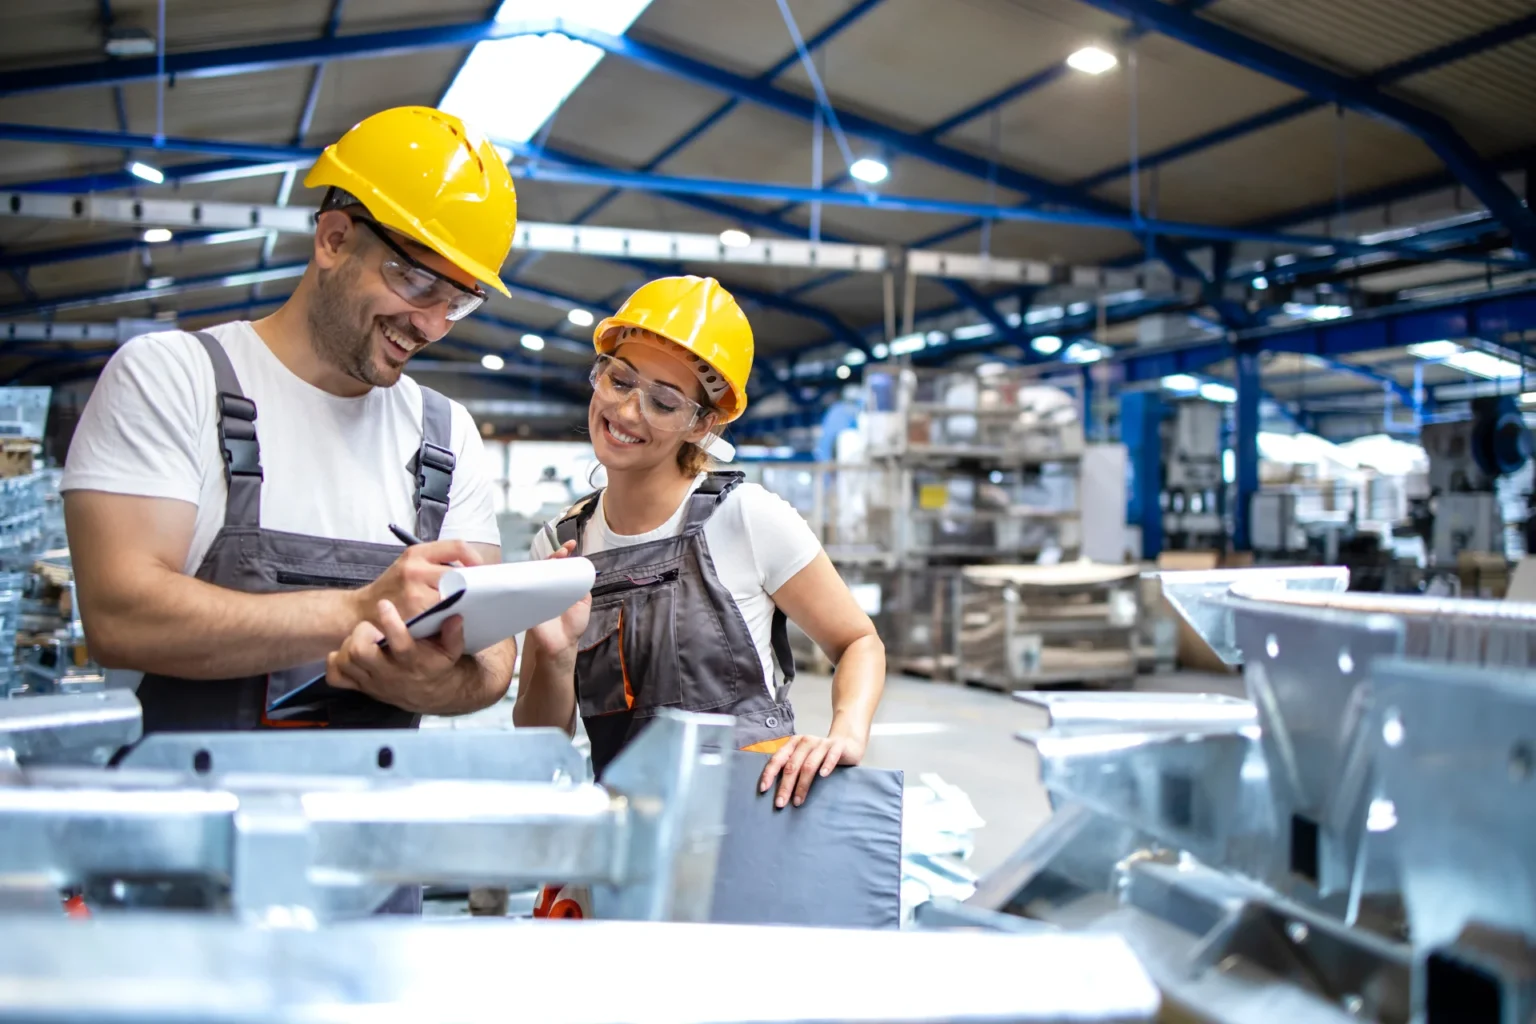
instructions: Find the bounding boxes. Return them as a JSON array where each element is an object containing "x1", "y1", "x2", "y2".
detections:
[{"x1": 307, "y1": 213, "x2": 480, "y2": 389}]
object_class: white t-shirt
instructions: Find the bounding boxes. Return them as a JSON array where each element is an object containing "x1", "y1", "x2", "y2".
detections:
[
  {"x1": 62, "y1": 320, "x2": 500, "y2": 574},
  {"x1": 530, "y1": 476, "x2": 822, "y2": 695}
]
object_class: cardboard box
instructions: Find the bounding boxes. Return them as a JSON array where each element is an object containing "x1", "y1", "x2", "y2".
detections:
[{"x1": 0, "y1": 439, "x2": 34, "y2": 479}]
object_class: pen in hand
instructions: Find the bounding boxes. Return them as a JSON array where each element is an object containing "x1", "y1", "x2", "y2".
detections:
[{"x1": 389, "y1": 523, "x2": 424, "y2": 547}]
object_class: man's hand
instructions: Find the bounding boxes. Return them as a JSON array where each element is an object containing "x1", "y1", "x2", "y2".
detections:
[
  {"x1": 758, "y1": 727, "x2": 868, "y2": 809},
  {"x1": 352, "y1": 539, "x2": 481, "y2": 625},
  {"x1": 326, "y1": 598, "x2": 470, "y2": 714},
  {"x1": 525, "y1": 540, "x2": 591, "y2": 658}
]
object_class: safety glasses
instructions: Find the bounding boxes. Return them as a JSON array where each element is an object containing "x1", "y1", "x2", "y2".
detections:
[
  {"x1": 589, "y1": 353, "x2": 709, "y2": 433},
  {"x1": 351, "y1": 217, "x2": 486, "y2": 322}
]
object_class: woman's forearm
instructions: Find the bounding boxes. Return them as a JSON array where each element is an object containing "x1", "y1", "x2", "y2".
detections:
[
  {"x1": 827, "y1": 632, "x2": 886, "y2": 743},
  {"x1": 511, "y1": 643, "x2": 579, "y2": 734}
]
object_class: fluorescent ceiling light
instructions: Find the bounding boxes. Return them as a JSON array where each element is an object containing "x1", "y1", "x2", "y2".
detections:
[
  {"x1": 1031, "y1": 335, "x2": 1063, "y2": 355},
  {"x1": 1408, "y1": 341, "x2": 1524, "y2": 380},
  {"x1": 871, "y1": 343, "x2": 889, "y2": 359},
  {"x1": 1161, "y1": 373, "x2": 1200, "y2": 392},
  {"x1": 1523, "y1": 392, "x2": 1536, "y2": 404},
  {"x1": 438, "y1": 0, "x2": 655, "y2": 144},
  {"x1": 719, "y1": 229, "x2": 752, "y2": 248},
  {"x1": 520, "y1": 334, "x2": 545, "y2": 351},
  {"x1": 141, "y1": 228, "x2": 173, "y2": 244},
  {"x1": 567, "y1": 308, "x2": 595, "y2": 327},
  {"x1": 1252, "y1": 275, "x2": 1269, "y2": 291},
  {"x1": 1064, "y1": 341, "x2": 1104, "y2": 364},
  {"x1": 951, "y1": 323, "x2": 996, "y2": 341},
  {"x1": 1445, "y1": 350, "x2": 1523, "y2": 380},
  {"x1": 104, "y1": 28, "x2": 158, "y2": 58},
  {"x1": 481, "y1": 353, "x2": 506, "y2": 371},
  {"x1": 1199, "y1": 382, "x2": 1237, "y2": 403},
  {"x1": 1283, "y1": 301, "x2": 1351, "y2": 322},
  {"x1": 1066, "y1": 46, "x2": 1118, "y2": 75},
  {"x1": 925, "y1": 330, "x2": 947, "y2": 345},
  {"x1": 128, "y1": 161, "x2": 164, "y2": 184},
  {"x1": 1067, "y1": 301, "x2": 1091, "y2": 315},
  {"x1": 849, "y1": 158, "x2": 889, "y2": 184},
  {"x1": 889, "y1": 333, "x2": 926, "y2": 356},
  {"x1": 843, "y1": 349, "x2": 868, "y2": 366},
  {"x1": 836, "y1": 365, "x2": 851, "y2": 379},
  {"x1": 1005, "y1": 312, "x2": 1023, "y2": 327},
  {"x1": 145, "y1": 276, "x2": 173, "y2": 289},
  {"x1": 1407, "y1": 340, "x2": 1459, "y2": 360}
]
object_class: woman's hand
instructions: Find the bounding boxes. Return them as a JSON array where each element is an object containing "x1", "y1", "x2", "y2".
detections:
[
  {"x1": 758, "y1": 726, "x2": 868, "y2": 809},
  {"x1": 526, "y1": 540, "x2": 591, "y2": 658}
]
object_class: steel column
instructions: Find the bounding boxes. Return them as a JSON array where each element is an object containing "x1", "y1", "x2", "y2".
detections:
[{"x1": 1232, "y1": 349, "x2": 1260, "y2": 552}]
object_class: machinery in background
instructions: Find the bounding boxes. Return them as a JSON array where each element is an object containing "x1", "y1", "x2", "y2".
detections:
[
  {"x1": 1417, "y1": 395, "x2": 1530, "y2": 565},
  {"x1": 1122, "y1": 390, "x2": 1227, "y2": 558}
]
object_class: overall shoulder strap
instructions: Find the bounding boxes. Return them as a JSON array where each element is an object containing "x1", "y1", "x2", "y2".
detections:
[
  {"x1": 555, "y1": 491, "x2": 601, "y2": 553},
  {"x1": 683, "y1": 471, "x2": 746, "y2": 531},
  {"x1": 191, "y1": 331, "x2": 262, "y2": 529},
  {"x1": 413, "y1": 385, "x2": 456, "y2": 542}
]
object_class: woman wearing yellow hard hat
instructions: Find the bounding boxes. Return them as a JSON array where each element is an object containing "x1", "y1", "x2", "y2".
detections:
[{"x1": 514, "y1": 275, "x2": 887, "y2": 808}]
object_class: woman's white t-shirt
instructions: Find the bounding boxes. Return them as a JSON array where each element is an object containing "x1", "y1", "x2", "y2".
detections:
[{"x1": 529, "y1": 475, "x2": 822, "y2": 696}]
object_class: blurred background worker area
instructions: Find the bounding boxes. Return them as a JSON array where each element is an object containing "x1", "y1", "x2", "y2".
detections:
[{"x1": 6, "y1": 3, "x2": 1536, "y2": 1018}]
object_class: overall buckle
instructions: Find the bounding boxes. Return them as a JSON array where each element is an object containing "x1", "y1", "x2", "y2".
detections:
[
  {"x1": 216, "y1": 392, "x2": 262, "y2": 480},
  {"x1": 417, "y1": 441, "x2": 455, "y2": 507}
]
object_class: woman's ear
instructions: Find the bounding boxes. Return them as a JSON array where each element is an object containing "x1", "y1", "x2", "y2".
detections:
[{"x1": 686, "y1": 411, "x2": 719, "y2": 446}]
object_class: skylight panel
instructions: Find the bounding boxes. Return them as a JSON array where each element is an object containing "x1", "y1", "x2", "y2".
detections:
[{"x1": 439, "y1": 0, "x2": 655, "y2": 146}]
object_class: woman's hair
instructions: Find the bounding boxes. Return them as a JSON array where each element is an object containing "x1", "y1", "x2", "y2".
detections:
[{"x1": 677, "y1": 440, "x2": 711, "y2": 476}]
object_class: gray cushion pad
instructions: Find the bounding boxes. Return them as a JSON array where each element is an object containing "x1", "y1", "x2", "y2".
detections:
[{"x1": 709, "y1": 751, "x2": 904, "y2": 930}]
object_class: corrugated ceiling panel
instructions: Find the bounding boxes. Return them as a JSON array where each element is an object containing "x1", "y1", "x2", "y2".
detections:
[
  {"x1": 1390, "y1": 35, "x2": 1536, "y2": 153},
  {"x1": 1205, "y1": 0, "x2": 1531, "y2": 76},
  {"x1": 946, "y1": 31, "x2": 1303, "y2": 182},
  {"x1": 1092, "y1": 106, "x2": 1444, "y2": 226}
]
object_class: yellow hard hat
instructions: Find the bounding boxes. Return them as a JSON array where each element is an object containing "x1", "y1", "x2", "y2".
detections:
[
  {"x1": 304, "y1": 106, "x2": 518, "y2": 297},
  {"x1": 595, "y1": 276, "x2": 754, "y2": 422}
]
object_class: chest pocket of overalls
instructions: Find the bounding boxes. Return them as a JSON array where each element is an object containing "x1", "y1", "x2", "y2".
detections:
[{"x1": 576, "y1": 567, "x2": 684, "y2": 718}]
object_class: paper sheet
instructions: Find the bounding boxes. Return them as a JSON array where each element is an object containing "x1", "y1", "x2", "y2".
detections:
[{"x1": 406, "y1": 557, "x2": 597, "y2": 654}]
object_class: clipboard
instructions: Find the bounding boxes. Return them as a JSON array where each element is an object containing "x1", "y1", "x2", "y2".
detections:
[{"x1": 267, "y1": 557, "x2": 596, "y2": 720}]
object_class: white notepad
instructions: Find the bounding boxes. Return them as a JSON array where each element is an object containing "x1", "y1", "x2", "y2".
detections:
[{"x1": 405, "y1": 557, "x2": 597, "y2": 653}]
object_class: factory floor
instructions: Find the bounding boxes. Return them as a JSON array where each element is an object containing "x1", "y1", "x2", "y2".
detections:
[{"x1": 791, "y1": 667, "x2": 1245, "y2": 877}]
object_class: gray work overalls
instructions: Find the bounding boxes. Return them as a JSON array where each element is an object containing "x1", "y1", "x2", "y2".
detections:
[
  {"x1": 556, "y1": 471, "x2": 797, "y2": 778},
  {"x1": 132, "y1": 331, "x2": 457, "y2": 735}
]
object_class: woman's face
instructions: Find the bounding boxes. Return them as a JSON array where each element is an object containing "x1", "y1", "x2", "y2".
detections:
[{"x1": 588, "y1": 338, "x2": 713, "y2": 472}]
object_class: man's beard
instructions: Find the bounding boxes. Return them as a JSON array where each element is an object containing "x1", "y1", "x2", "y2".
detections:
[{"x1": 307, "y1": 260, "x2": 426, "y2": 388}]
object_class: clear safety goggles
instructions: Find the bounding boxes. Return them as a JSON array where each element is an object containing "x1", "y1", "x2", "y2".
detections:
[
  {"x1": 590, "y1": 353, "x2": 708, "y2": 433},
  {"x1": 352, "y1": 216, "x2": 486, "y2": 322}
]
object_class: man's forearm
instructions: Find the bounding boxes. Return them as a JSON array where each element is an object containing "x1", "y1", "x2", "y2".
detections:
[
  {"x1": 512, "y1": 645, "x2": 578, "y2": 733},
  {"x1": 82, "y1": 565, "x2": 358, "y2": 679},
  {"x1": 828, "y1": 633, "x2": 886, "y2": 742},
  {"x1": 424, "y1": 640, "x2": 517, "y2": 717}
]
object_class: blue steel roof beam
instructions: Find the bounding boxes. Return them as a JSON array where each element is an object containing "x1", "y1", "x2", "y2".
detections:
[
  {"x1": 0, "y1": 262, "x2": 309, "y2": 318},
  {"x1": 1077, "y1": 11, "x2": 1536, "y2": 192},
  {"x1": 7, "y1": 158, "x2": 304, "y2": 194},
  {"x1": 921, "y1": 0, "x2": 1220, "y2": 140},
  {"x1": 0, "y1": 126, "x2": 1381, "y2": 251},
  {"x1": 0, "y1": 19, "x2": 1204, "y2": 277},
  {"x1": 1073, "y1": 0, "x2": 1536, "y2": 255},
  {"x1": 0, "y1": 229, "x2": 262, "y2": 272},
  {"x1": 1112, "y1": 283, "x2": 1536, "y2": 385},
  {"x1": 562, "y1": 0, "x2": 887, "y2": 232}
]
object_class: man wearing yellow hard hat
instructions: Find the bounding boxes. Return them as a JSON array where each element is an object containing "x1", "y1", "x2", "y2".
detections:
[
  {"x1": 63, "y1": 107, "x2": 518, "y2": 801},
  {"x1": 514, "y1": 275, "x2": 888, "y2": 828}
]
